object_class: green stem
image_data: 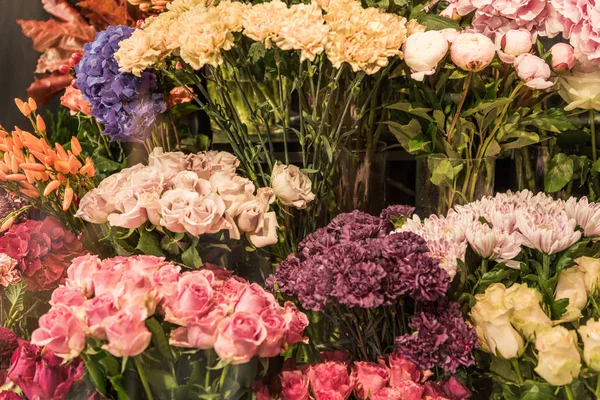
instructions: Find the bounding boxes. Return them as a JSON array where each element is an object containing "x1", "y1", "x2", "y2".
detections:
[
  {"x1": 592, "y1": 110, "x2": 597, "y2": 163},
  {"x1": 274, "y1": 49, "x2": 289, "y2": 165},
  {"x1": 542, "y1": 253, "x2": 551, "y2": 282},
  {"x1": 510, "y1": 359, "x2": 524, "y2": 385},
  {"x1": 81, "y1": 353, "x2": 107, "y2": 396},
  {"x1": 134, "y1": 356, "x2": 154, "y2": 400},
  {"x1": 481, "y1": 258, "x2": 488, "y2": 275},
  {"x1": 595, "y1": 375, "x2": 600, "y2": 398},
  {"x1": 219, "y1": 364, "x2": 231, "y2": 390},
  {"x1": 447, "y1": 72, "x2": 472, "y2": 143},
  {"x1": 565, "y1": 384, "x2": 575, "y2": 400}
]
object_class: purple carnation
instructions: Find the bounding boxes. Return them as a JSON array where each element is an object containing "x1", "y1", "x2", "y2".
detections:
[
  {"x1": 75, "y1": 26, "x2": 166, "y2": 143},
  {"x1": 379, "y1": 205, "x2": 415, "y2": 233},
  {"x1": 328, "y1": 210, "x2": 384, "y2": 242},
  {"x1": 298, "y1": 227, "x2": 338, "y2": 258},
  {"x1": 395, "y1": 301, "x2": 477, "y2": 373},
  {"x1": 332, "y1": 260, "x2": 387, "y2": 308}
]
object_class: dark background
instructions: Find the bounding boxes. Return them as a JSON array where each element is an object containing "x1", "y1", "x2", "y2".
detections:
[{"x1": 0, "y1": 0, "x2": 58, "y2": 130}]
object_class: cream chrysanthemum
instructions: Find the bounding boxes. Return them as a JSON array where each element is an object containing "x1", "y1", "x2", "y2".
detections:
[
  {"x1": 242, "y1": 0, "x2": 292, "y2": 48},
  {"x1": 275, "y1": 2, "x2": 329, "y2": 62}
]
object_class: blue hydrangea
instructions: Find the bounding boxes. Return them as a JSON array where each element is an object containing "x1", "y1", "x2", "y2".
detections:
[{"x1": 75, "y1": 25, "x2": 166, "y2": 143}]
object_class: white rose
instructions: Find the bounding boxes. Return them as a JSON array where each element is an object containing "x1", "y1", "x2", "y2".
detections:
[
  {"x1": 469, "y1": 283, "x2": 524, "y2": 359},
  {"x1": 558, "y1": 64, "x2": 600, "y2": 111},
  {"x1": 579, "y1": 319, "x2": 600, "y2": 371},
  {"x1": 271, "y1": 163, "x2": 315, "y2": 209},
  {"x1": 535, "y1": 326, "x2": 581, "y2": 386},
  {"x1": 575, "y1": 256, "x2": 600, "y2": 294},
  {"x1": 555, "y1": 266, "x2": 588, "y2": 322},
  {"x1": 504, "y1": 283, "x2": 552, "y2": 340}
]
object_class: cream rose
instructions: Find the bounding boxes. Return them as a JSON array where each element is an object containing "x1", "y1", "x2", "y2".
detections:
[
  {"x1": 558, "y1": 64, "x2": 600, "y2": 111},
  {"x1": 555, "y1": 266, "x2": 588, "y2": 322},
  {"x1": 535, "y1": 327, "x2": 581, "y2": 386},
  {"x1": 271, "y1": 163, "x2": 315, "y2": 209},
  {"x1": 575, "y1": 256, "x2": 600, "y2": 294},
  {"x1": 579, "y1": 319, "x2": 600, "y2": 371},
  {"x1": 148, "y1": 147, "x2": 186, "y2": 180},
  {"x1": 504, "y1": 283, "x2": 552, "y2": 340}
]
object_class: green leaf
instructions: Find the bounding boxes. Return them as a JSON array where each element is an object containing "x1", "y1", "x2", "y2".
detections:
[
  {"x1": 462, "y1": 98, "x2": 511, "y2": 118},
  {"x1": 386, "y1": 120, "x2": 423, "y2": 151},
  {"x1": 545, "y1": 153, "x2": 574, "y2": 193},
  {"x1": 407, "y1": 135, "x2": 432, "y2": 154},
  {"x1": 248, "y1": 42, "x2": 266, "y2": 63},
  {"x1": 146, "y1": 318, "x2": 174, "y2": 363},
  {"x1": 552, "y1": 298, "x2": 569, "y2": 320},
  {"x1": 521, "y1": 109, "x2": 578, "y2": 133},
  {"x1": 181, "y1": 243, "x2": 203, "y2": 268},
  {"x1": 428, "y1": 158, "x2": 455, "y2": 188},
  {"x1": 499, "y1": 131, "x2": 540, "y2": 151},
  {"x1": 5, "y1": 281, "x2": 27, "y2": 316},
  {"x1": 416, "y1": 14, "x2": 461, "y2": 30},
  {"x1": 593, "y1": 159, "x2": 600, "y2": 172},
  {"x1": 136, "y1": 229, "x2": 164, "y2": 257}
]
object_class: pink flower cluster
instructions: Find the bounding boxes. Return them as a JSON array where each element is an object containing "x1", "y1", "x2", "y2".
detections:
[
  {"x1": 256, "y1": 351, "x2": 470, "y2": 400},
  {"x1": 31, "y1": 255, "x2": 308, "y2": 365},
  {"x1": 552, "y1": 0, "x2": 600, "y2": 65},
  {"x1": 75, "y1": 148, "x2": 279, "y2": 248}
]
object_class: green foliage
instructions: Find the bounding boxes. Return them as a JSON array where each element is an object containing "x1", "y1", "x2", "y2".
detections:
[{"x1": 544, "y1": 153, "x2": 574, "y2": 193}]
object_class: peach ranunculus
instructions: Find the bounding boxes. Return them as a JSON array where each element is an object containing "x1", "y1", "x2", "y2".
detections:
[
  {"x1": 60, "y1": 84, "x2": 91, "y2": 116},
  {"x1": 271, "y1": 163, "x2": 315, "y2": 209}
]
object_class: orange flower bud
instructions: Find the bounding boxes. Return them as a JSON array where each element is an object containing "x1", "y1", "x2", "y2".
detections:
[
  {"x1": 0, "y1": 171, "x2": 7, "y2": 181},
  {"x1": 43, "y1": 180, "x2": 61, "y2": 196},
  {"x1": 71, "y1": 137, "x2": 82, "y2": 156},
  {"x1": 12, "y1": 133, "x2": 23, "y2": 150},
  {"x1": 21, "y1": 103, "x2": 31, "y2": 117},
  {"x1": 38, "y1": 172, "x2": 50, "y2": 182},
  {"x1": 23, "y1": 169, "x2": 35, "y2": 184},
  {"x1": 0, "y1": 162, "x2": 8, "y2": 173},
  {"x1": 10, "y1": 155, "x2": 19, "y2": 174},
  {"x1": 20, "y1": 189, "x2": 40, "y2": 198},
  {"x1": 14, "y1": 99, "x2": 25, "y2": 114},
  {"x1": 62, "y1": 187, "x2": 74, "y2": 211},
  {"x1": 36, "y1": 115, "x2": 46, "y2": 133},
  {"x1": 20, "y1": 163, "x2": 46, "y2": 172},
  {"x1": 0, "y1": 217, "x2": 15, "y2": 232},
  {"x1": 55, "y1": 143, "x2": 68, "y2": 160},
  {"x1": 5, "y1": 174, "x2": 26, "y2": 182},
  {"x1": 28, "y1": 97, "x2": 37, "y2": 112},
  {"x1": 79, "y1": 163, "x2": 94, "y2": 176},
  {"x1": 0, "y1": 144, "x2": 9, "y2": 153},
  {"x1": 19, "y1": 181, "x2": 37, "y2": 191}
]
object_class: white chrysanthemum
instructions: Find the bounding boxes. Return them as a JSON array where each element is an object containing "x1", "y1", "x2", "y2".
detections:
[
  {"x1": 466, "y1": 221, "x2": 522, "y2": 262},
  {"x1": 274, "y1": 2, "x2": 329, "y2": 62},
  {"x1": 516, "y1": 207, "x2": 581, "y2": 255},
  {"x1": 178, "y1": 7, "x2": 235, "y2": 70},
  {"x1": 242, "y1": 0, "x2": 291, "y2": 48},
  {"x1": 565, "y1": 197, "x2": 600, "y2": 239}
]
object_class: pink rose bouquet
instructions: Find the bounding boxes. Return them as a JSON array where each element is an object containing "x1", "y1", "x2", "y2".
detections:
[{"x1": 32, "y1": 254, "x2": 308, "y2": 399}]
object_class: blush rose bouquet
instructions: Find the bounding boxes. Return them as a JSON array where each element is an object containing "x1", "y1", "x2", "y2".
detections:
[{"x1": 31, "y1": 254, "x2": 308, "y2": 399}]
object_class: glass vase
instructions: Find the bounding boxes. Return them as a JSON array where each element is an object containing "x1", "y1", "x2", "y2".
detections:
[
  {"x1": 416, "y1": 156, "x2": 496, "y2": 217},
  {"x1": 513, "y1": 141, "x2": 551, "y2": 193},
  {"x1": 335, "y1": 148, "x2": 388, "y2": 216}
]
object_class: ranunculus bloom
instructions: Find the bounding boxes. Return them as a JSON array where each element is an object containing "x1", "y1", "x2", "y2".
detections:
[
  {"x1": 31, "y1": 304, "x2": 86, "y2": 360},
  {"x1": 579, "y1": 318, "x2": 600, "y2": 371},
  {"x1": 213, "y1": 312, "x2": 267, "y2": 364},
  {"x1": 514, "y1": 54, "x2": 554, "y2": 89},
  {"x1": 271, "y1": 163, "x2": 316, "y2": 209},
  {"x1": 535, "y1": 326, "x2": 581, "y2": 386},
  {"x1": 0, "y1": 217, "x2": 84, "y2": 291},
  {"x1": 403, "y1": 31, "x2": 448, "y2": 81},
  {"x1": 504, "y1": 283, "x2": 551, "y2": 340},
  {"x1": 497, "y1": 30, "x2": 533, "y2": 64},
  {"x1": 558, "y1": 63, "x2": 600, "y2": 111},
  {"x1": 555, "y1": 266, "x2": 587, "y2": 322},
  {"x1": 550, "y1": 43, "x2": 576, "y2": 73},
  {"x1": 280, "y1": 370, "x2": 309, "y2": 400},
  {"x1": 60, "y1": 84, "x2": 91, "y2": 116},
  {"x1": 7, "y1": 342, "x2": 84, "y2": 400},
  {"x1": 102, "y1": 305, "x2": 152, "y2": 357},
  {"x1": 306, "y1": 362, "x2": 353, "y2": 399},
  {"x1": 450, "y1": 33, "x2": 495, "y2": 72},
  {"x1": 352, "y1": 361, "x2": 389, "y2": 399}
]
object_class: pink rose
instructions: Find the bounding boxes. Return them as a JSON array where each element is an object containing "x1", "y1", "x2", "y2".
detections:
[
  {"x1": 403, "y1": 31, "x2": 449, "y2": 81},
  {"x1": 313, "y1": 392, "x2": 345, "y2": 400},
  {"x1": 280, "y1": 370, "x2": 309, "y2": 400},
  {"x1": 173, "y1": 171, "x2": 212, "y2": 195},
  {"x1": 393, "y1": 380, "x2": 425, "y2": 400},
  {"x1": 514, "y1": 53, "x2": 554, "y2": 89},
  {"x1": 148, "y1": 148, "x2": 186, "y2": 180},
  {"x1": 60, "y1": 84, "x2": 91, "y2": 116},
  {"x1": 102, "y1": 305, "x2": 152, "y2": 357},
  {"x1": 159, "y1": 189, "x2": 201, "y2": 233},
  {"x1": 371, "y1": 387, "x2": 405, "y2": 400},
  {"x1": 306, "y1": 362, "x2": 353, "y2": 399},
  {"x1": 115, "y1": 271, "x2": 158, "y2": 315},
  {"x1": 423, "y1": 381, "x2": 447, "y2": 398},
  {"x1": 50, "y1": 286, "x2": 86, "y2": 307},
  {"x1": 74, "y1": 189, "x2": 111, "y2": 224},
  {"x1": 128, "y1": 166, "x2": 167, "y2": 195},
  {"x1": 185, "y1": 153, "x2": 213, "y2": 180},
  {"x1": 284, "y1": 302, "x2": 308, "y2": 345},
  {"x1": 352, "y1": 362, "x2": 389, "y2": 399},
  {"x1": 206, "y1": 151, "x2": 240, "y2": 174},
  {"x1": 167, "y1": 86, "x2": 194, "y2": 108},
  {"x1": 152, "y1": 264, "x2": 182, "y2": 305},
  {"x1": 257, "y1": 306, "x2": 287, "y2": 358},
  {"x1": 439, "y1": 4, "x2": 459, "y2": 19},
  {"x1": 214, "y1": 312, "x2": 267, "y2": 364},
  {"x1": 234, "y1": 283, "x2": 276, "y2": 314},
  {"x1": 451, "y1": 33, "x2": 495, "y2": 72},
  {"x1": 271, "y1": 164, "x2": 315, "y2": 209},
  {"x1": 31, "y1": 305, "x2": 86, "y2": 360},
  {"x1": 209, "y1": 172, "x2": 256, "y2": 208},
  {"x1": 388, "y1": 351, "x2": 421, "y2": 386},
  {"x1": 169, "y1": 304, "x2": 228, "y2": 349},
  {"x1": 550, "y1": 43, "x2": 576, "y2": 73},
  {"x1": 90, "y1": 267, "x2": 123, "y2": 297},
  {"x1": 219, "y1": 276, "x2": 249, "y2": 302},
  {"x1": 107, "y1": 189, "x2": 148, "y2": 229},
  {"x1": 164, "y1": 270, "x2": 215, "y2": 325},
  {"x1": 139, "y1": 191, "x2": 162, "y2": 226},
  {"x1": 124, "y1": 255, "x2": 168, "y2": 274},
  {"x1": 93, "y1": 171, "x2": 130, "y2": 211},
  {"x1": 82, "y1": 293, "x2": 119, "y2": 340},
  {"x1": 66, "y1": 254, "x2": 102, "y2": 297},
  {"x1": 497, "y1": 30, "x2": 533, "y2": 64},
  {"x1": 247, "y1": 211, "x2": 279, "y2": 248},
  {"x1": 440, "y1": 376, "x2": 471, "y2": 399},
  {"x1": 182, "y1": 193, "x2": 229, "y2": 236}
]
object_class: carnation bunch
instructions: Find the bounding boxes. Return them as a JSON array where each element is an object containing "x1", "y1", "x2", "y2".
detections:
[
  {"x1": 255, "y1": 352, "x2": 471, "y2": 400},
  {"x1": 32, "y1": 254, "x2": 308, "y2": 398},
  {"x1": 0, "y1": 99, "x2": 95, "y2": 231},
  {"x1": 76, "y1": 148, "x2": 283, "y2": 249}
]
